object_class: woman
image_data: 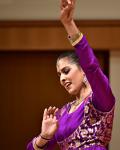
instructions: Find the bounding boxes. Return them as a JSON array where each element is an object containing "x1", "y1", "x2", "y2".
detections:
[{"x1": 27, "y1": 0, "x2": 115, "y2": 149}]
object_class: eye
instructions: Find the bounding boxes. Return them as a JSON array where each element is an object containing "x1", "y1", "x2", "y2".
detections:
[{"x1": 63, "y1": 67, "x2": 70, "y2": 75}]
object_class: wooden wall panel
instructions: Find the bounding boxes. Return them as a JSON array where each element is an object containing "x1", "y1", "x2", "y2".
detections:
[
  {"x1": 0, "y1": 51, "x2": 68, "y2": 150},
  {"x1": 0, "y1": 20, "x2": 120, "y2": 51},
  {"x1": 0, "y1": 50, "x2": 109, "y2": 150},
  {"x1": 0, "y1": 20, "x2": 116, "y2": 150}
]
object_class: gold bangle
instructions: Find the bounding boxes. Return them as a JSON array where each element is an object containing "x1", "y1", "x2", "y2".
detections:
[
  {"x1": 68, "y1": 32, "x2": 83, "y2": 46},
  {"x1": 33, "y1": 137, "x2": 45, "y2": 150}
]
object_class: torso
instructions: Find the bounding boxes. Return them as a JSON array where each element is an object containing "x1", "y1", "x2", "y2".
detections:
[{"x1": 55, "y1": 95, "x2": 114, "y2": 150}]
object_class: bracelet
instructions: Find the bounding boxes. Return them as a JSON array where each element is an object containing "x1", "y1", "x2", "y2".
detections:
[
  {"x1": 35, "y1": 139, "x2": 47, "y2": 149},
  {"x1": 68, "y1": 32, "x2": 83, "y2": 46},
  {"x1": 33, "y1": 137, "x2": 47, "y2": 150},
  {"x1": 40, "y1": 134, "x2": 51, "y2": 141}
]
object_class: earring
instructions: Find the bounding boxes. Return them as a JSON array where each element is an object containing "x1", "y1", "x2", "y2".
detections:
[{"x1": 83, "y1": 76, "x2": 88, "y2": 84}]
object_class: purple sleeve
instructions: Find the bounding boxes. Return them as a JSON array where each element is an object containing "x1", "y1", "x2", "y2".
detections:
[
  {"x1": 27, "y1": 141, "x2": 34, "y2": 150},
  {"x1": 26, "y1": 137, "x2": 57, "y2": 150},
  {"x1": 74, "y1": 36, "x2": 115, "y2": 112}
]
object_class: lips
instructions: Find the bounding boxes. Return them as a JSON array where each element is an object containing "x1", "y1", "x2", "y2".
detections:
[{"x1": 64, "y1": 82, "x2": 71, "y2": 89}]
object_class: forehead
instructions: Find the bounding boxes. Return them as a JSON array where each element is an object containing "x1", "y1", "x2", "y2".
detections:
[{"x1": 57, "y1": 57, "x2": 73, "y2": 71}]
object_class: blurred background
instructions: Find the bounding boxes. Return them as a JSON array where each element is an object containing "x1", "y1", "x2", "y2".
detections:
[{"x1": 0, "y1": 0, "x2": 120, "y2": 150}]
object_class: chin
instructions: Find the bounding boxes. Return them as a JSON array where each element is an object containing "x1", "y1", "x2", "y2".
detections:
[{"x1": 67, "y1": 89, "x2": 78, "y2": 96}]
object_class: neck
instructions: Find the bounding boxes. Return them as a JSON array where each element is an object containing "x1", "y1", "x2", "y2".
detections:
[{"x1": 76, "y1": 82, "x2": 92, "y2": 102}]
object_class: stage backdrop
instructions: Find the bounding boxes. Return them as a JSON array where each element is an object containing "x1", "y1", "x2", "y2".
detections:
[{"x1": 0, "y1": 50, "x2": 109, "y2": 150}]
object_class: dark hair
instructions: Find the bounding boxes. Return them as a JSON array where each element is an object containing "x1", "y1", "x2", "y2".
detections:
[{"x1": 56, "y1": 51, "x2": 80, "y2": 67}]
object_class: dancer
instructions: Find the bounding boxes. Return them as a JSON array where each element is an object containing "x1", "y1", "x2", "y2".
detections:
[{"x1": 27, "y1": 0, "x2": 115, "y2": 149}]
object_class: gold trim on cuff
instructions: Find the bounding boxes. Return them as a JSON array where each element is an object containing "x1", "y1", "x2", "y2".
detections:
[{"x1": 68, "y1": 32, "x2": 83, "y2": 46}]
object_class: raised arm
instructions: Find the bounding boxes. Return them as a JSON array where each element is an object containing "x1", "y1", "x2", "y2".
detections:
[{"x1": 60, "y1": 0, "x2": 115, "y2": 112}]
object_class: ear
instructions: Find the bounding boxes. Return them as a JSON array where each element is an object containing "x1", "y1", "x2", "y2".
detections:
[
  {"x1": 83, "y1": 75, "x2": 88, "y2": 85},
  {"x1": 80, "y1": 68, "x2": 85, "y2": 75}
]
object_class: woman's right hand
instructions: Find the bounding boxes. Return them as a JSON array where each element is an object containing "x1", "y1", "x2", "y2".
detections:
[{"x1": 41, "y1": 106, "x2": 59, "y2": 139}]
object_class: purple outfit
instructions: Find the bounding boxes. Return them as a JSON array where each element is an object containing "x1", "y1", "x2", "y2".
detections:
[{"x1": 27, "y1": 36, "x2": 115, "y2": 150}]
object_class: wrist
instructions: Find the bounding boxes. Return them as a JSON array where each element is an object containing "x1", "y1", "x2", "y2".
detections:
[
  {"x1": 34, "y1": 136, "x2": 48, "y2": 149},
  {"x1": 63, "y1": 20, "x2": 80, "y2": 37},
  {"x1": 33, "y1": 137, "x2": 48, "y2": 150},
  {"x1": 68, "y1": 32, "x2": 83, "y2": 46},
  {"x1": 40, "y1": 134, "x2": 52, "y2": 141},
  {"x1": 40, "y1": 132, "x2": 53, "y2": 140},
  {"x1": 62, "y1": 19, "x2": 74, "y2": 27}
]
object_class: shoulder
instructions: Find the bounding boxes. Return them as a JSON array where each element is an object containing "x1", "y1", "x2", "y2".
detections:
[{"x1": 84, "y1": 96, "x2": 115, "y2": 116}]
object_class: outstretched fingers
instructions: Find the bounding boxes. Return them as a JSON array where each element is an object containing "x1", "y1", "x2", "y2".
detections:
[
  {"x1": 60, "y1": 0, "x2": 75, "y2": 23},
  {"x1": 43, "y1": 106, "x2": 58, "y2": 120},
  {"x1": 43, "y1": 108, "x2": 48, "y2": 120}
]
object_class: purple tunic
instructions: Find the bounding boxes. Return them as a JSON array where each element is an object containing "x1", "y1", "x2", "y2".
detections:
[{"x1": 27, "y1": 36, "x2": 115, "y2": 150}]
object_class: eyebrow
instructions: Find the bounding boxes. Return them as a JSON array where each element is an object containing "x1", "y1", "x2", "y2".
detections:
[{"x1": 57, "y1": 66, "x2": 70, "y2": 75}]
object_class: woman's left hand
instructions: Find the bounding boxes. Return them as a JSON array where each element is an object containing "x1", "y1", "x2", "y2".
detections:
[{"x1": 60, "y1": 0, "x2": 76, "y2": 25}]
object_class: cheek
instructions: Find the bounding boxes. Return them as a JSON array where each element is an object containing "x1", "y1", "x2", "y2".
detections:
[
  {"x1": 60, "y1": 80, "x2": 63, "y2": 86},
  {"x1": 73, "y1": 72, "x2": 84, "y2": 85}
]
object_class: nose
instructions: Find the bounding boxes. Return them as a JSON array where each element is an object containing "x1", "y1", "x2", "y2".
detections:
[{"x1": 60, "y1": 74, "x2": 66, "y2": 84}]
